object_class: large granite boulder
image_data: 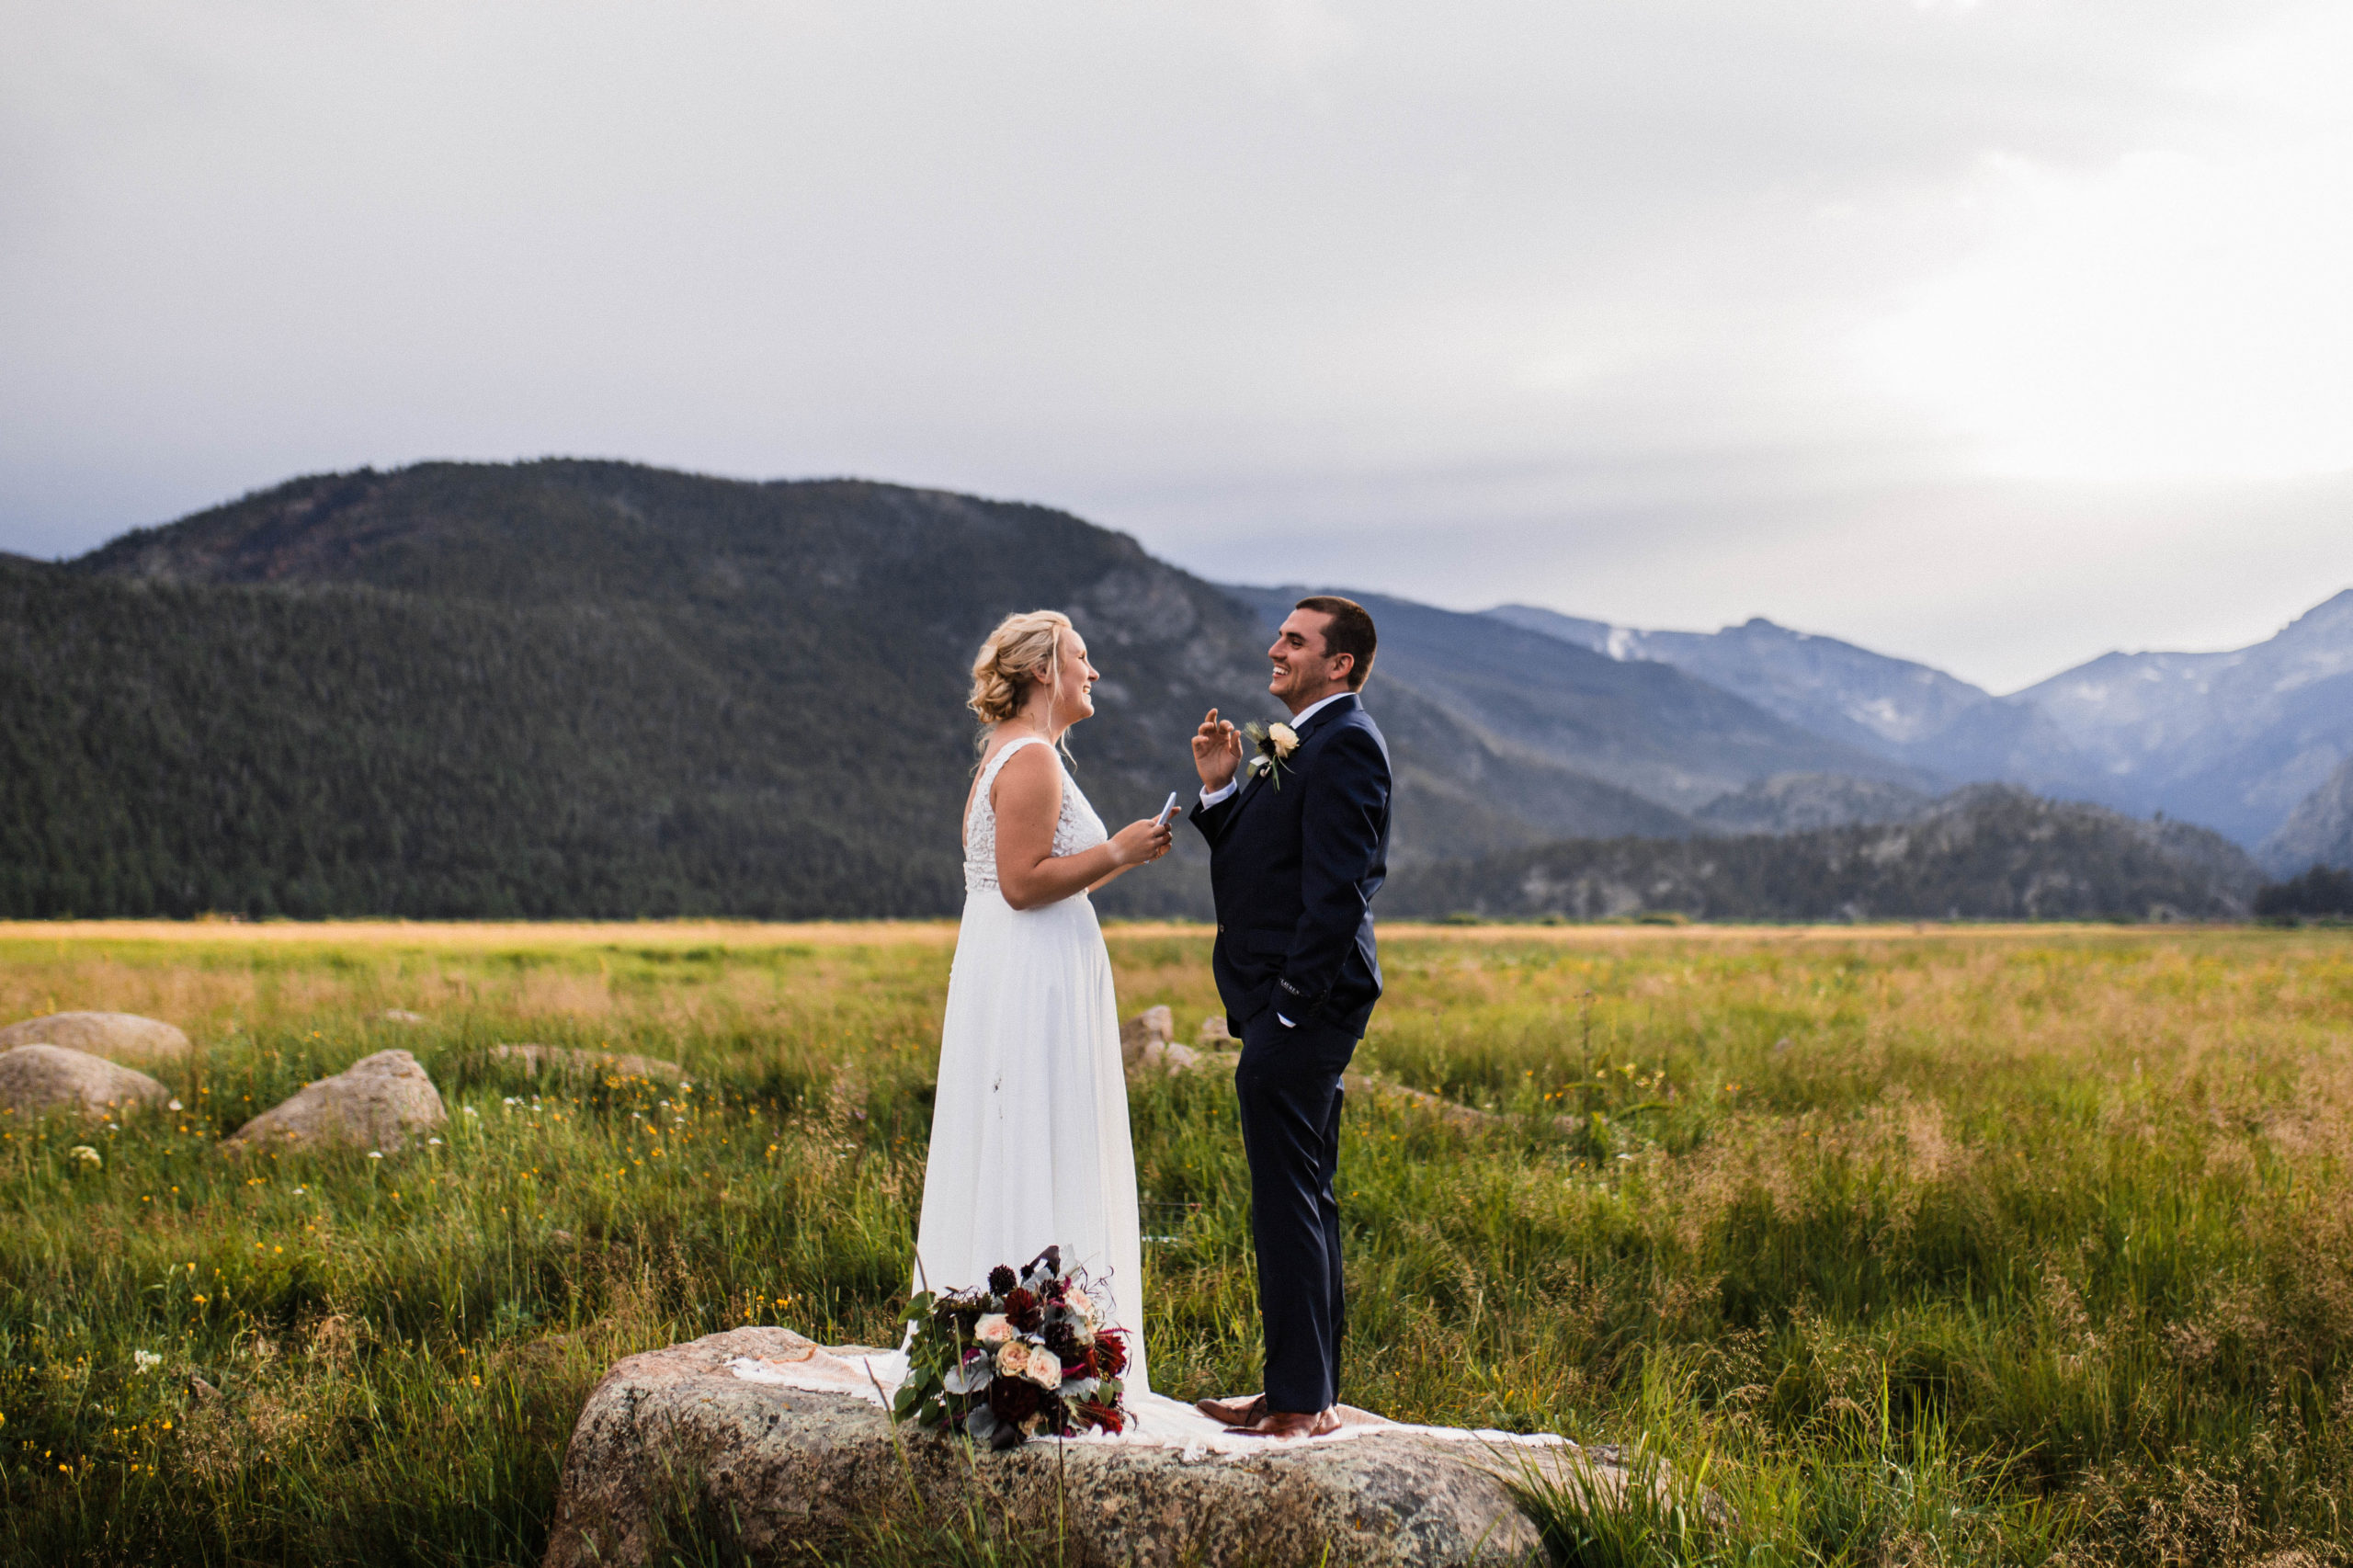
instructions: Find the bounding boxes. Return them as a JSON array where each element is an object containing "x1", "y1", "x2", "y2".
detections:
[
  {"x1": 492, "y1": 1043, "x2": 686, "y2": 1084},
  {"x1": 222, "y1": 1049, "x2": 447, "y2": 1154},
  {"x1": 544, "y1": 1328, "x2": 1593, "y2": 1568},
  {"x1": 0, "y1": 1044, "x2": 171, "y2": 1121},
  {"x1": 0, "y1": 1011, "x2": 191, "y2": 1067}
]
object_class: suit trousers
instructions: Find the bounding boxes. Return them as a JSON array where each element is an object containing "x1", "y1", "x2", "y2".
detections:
[{"x1": 1233, "y1": 1011, "x2": 1357, "y2": 1415}]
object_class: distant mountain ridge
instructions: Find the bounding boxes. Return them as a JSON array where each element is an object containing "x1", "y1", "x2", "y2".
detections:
[
  {"x1": 1488, "y1": 592, "x2": 2353, "y2": 862},
  {"x1": 1486, "y1": 606, "x2": 1994, "y2": 755},
  {"x1": 2011, "y1": 592, "x2": 2353, "y2": 854}
]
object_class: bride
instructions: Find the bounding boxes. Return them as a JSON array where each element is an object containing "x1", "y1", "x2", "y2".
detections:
[{"x1": 911, "y1": 609, "x2": 1174, "y2": 1393}]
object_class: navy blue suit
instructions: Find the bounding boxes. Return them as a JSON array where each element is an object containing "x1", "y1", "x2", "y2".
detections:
[{"x1": 1189, "y1": 691, "x2": 1392, "y2": 1414}]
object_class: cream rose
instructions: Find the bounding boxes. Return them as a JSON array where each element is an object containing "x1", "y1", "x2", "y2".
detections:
[
  {"x1": 975, "y1": 1313, "x2": 1015, "y2": 1346},
  {"x1": 1022, "y1": 1346, "x2": 1063, "y2": 1388},
  {"x1": 1268, "y1": 722, "x2": 1299, "y2": 756},
  {"x1": 996, "y1": 1340, "x2": 1032, "y2": 1379}
]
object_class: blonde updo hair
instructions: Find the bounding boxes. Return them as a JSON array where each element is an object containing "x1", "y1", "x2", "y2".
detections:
[{"x1": 969, "y1": 609, "x2": 1074, "y2": 730}]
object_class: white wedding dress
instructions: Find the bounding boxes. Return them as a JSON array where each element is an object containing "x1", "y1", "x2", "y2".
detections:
[{"x1": 910, "y1": 733, "x2": 1154, "y2": 1393}]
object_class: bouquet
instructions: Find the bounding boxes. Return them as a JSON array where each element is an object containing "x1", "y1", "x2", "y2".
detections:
[{"x1": 895, "y1": 1246, "x2": 1130, "y2": 1449}]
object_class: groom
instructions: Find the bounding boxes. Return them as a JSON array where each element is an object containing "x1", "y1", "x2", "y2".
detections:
[{"x1": 1188, "y1": 595, "x2": 1392, "y2": 1437}]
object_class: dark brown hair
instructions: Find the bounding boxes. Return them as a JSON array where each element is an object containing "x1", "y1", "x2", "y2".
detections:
[{"x1": 1293, "y1": 595, "x2": 1377, "y2": 689}]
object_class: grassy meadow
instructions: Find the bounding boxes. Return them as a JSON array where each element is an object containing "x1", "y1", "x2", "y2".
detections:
[{"x1": 2, "y1": 919, "x2": 2350, "y2": 1566}]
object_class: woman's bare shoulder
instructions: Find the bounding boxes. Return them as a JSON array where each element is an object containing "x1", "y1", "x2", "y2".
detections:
[{"x1": 991, "y1": 740, "x2": 1062, "y2": 790}]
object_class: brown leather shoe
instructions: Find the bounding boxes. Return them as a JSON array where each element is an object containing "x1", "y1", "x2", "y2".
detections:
[
  {"x1": 1224, "y1": 1405, "x2": 1342, "y2": 1438},
  {"x1": 1194, "y1": 1392, "x2": 1265, "y2": 1426}
]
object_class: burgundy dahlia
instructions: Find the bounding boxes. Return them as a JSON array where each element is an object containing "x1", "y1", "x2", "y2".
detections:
[
  {"x1": 1093, "y1": 1328, "x2": 1129, "y2": 1378},
  {"x1": 989, "y1": 1373, "x2": 1042, "y2": 1425},
  {"x1": 1043, "y1": 1321, "x2": 1088, "y2": 1372},
  {"x1": 1004, "y1": 1288, "x2": 1043, "y2": 1333}
]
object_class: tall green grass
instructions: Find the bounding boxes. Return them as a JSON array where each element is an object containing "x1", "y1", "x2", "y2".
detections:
[{"x1": 2, "y1": 925, "x2": 2349, "y2": 1564}]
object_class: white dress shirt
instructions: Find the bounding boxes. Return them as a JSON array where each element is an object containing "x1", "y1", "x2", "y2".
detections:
[{"x1": 1198, "y1": 689, "x2": 1355, "y2": 1027}]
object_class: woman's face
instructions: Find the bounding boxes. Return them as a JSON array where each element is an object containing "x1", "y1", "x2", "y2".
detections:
[{"x1": 1051, "y1": 629, "x2": 1099, "y2": 726}]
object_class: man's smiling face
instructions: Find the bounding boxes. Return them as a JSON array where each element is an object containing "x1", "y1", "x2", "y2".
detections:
[{"x1": 1267, "y1": 608, "x2": 1349, "y2": 712}]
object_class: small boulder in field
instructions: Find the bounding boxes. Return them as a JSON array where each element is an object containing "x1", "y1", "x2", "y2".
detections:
[
  {"x1": 1152, "y1": 1040, "x2": 1202, "y2": 1072},
  {"x1": 1197, "y1": 1014, "x2": 1235, "y2": 1049},
  {"x1": 222, "y1": 1050, "x2": 447, "y2": 1154},
  {"x1": 1119, "y1": 1006, "x2": 1173, "y2": 1064},
  {"x1": 0, "y1": 1044, "x2": 170, "y2": 1121},
  {"x1": 493, "y1": 1044, "x2": 685, "y2": 1084},
  {"x1": 1119, "y1": 1006, "x2": 1199, "y2": 1074},
  {"x1": 0, "y1": 1011, "x2": 191, "y2": 1066}
]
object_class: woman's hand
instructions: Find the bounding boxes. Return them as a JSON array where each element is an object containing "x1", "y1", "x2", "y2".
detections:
[{"x1": 1108, "y1": 816, "x2": 1175, "y2": 868}]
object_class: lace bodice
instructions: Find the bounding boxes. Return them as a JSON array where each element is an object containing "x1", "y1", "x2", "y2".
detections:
[{"x1": 963, "y1": 735, "x2": 1108, "y2": 896}]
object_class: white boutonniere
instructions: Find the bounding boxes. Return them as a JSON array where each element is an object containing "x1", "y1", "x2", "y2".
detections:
[{"x1": 1243, "y1": 721, "x2": 1300, "y2": 789}]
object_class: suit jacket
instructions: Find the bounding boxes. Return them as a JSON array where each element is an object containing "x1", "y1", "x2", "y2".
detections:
[{"x1": 1188, "y1": 691, "x2": 1392, "y2": 1040}]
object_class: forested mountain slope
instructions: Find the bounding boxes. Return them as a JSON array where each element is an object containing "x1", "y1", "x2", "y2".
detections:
[
  {"x1": 1386, "y1": 786, "x2": 2264, "y2": 922},
  {"x1": 3, "y1": 460, "x2": 1666, "y2": 918}
]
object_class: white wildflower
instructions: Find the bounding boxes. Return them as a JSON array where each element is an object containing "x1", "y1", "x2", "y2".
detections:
[
  {"x1": 68, "y1": 1145, "x2": 101, "y2": 1167},
  {"x1": 133, "y1": 1350, "x2": 162, "y2": 1373}
]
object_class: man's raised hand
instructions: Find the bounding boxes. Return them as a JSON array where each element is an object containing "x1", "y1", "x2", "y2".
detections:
[{"x1": 1193, "y1": 708, "x2": 1244, "y2": 791}]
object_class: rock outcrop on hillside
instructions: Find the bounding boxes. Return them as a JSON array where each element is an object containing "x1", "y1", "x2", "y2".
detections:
[
  {"x1": 222, "y1": 1049, "x2": 446, "y2": 1153},
  {"x1": 0, "y1": 1012, "x2": 191, "y2": 1066},
  {"x1": 544, "y1": 1327, "x2": 1589, "y2": 1568},
  {"x1": 0, "y1": 1043, "x2": 170, "y2": 1121}
]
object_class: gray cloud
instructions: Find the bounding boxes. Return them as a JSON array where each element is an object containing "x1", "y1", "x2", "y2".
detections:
[{"x1": 4, "y1": 0, "x2": 2347, "y2": 689}]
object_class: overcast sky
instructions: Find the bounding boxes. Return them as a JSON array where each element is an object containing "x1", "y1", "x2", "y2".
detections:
[{"x1": 6, "y1": 1, "x2": 2349, "y2": 692}]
